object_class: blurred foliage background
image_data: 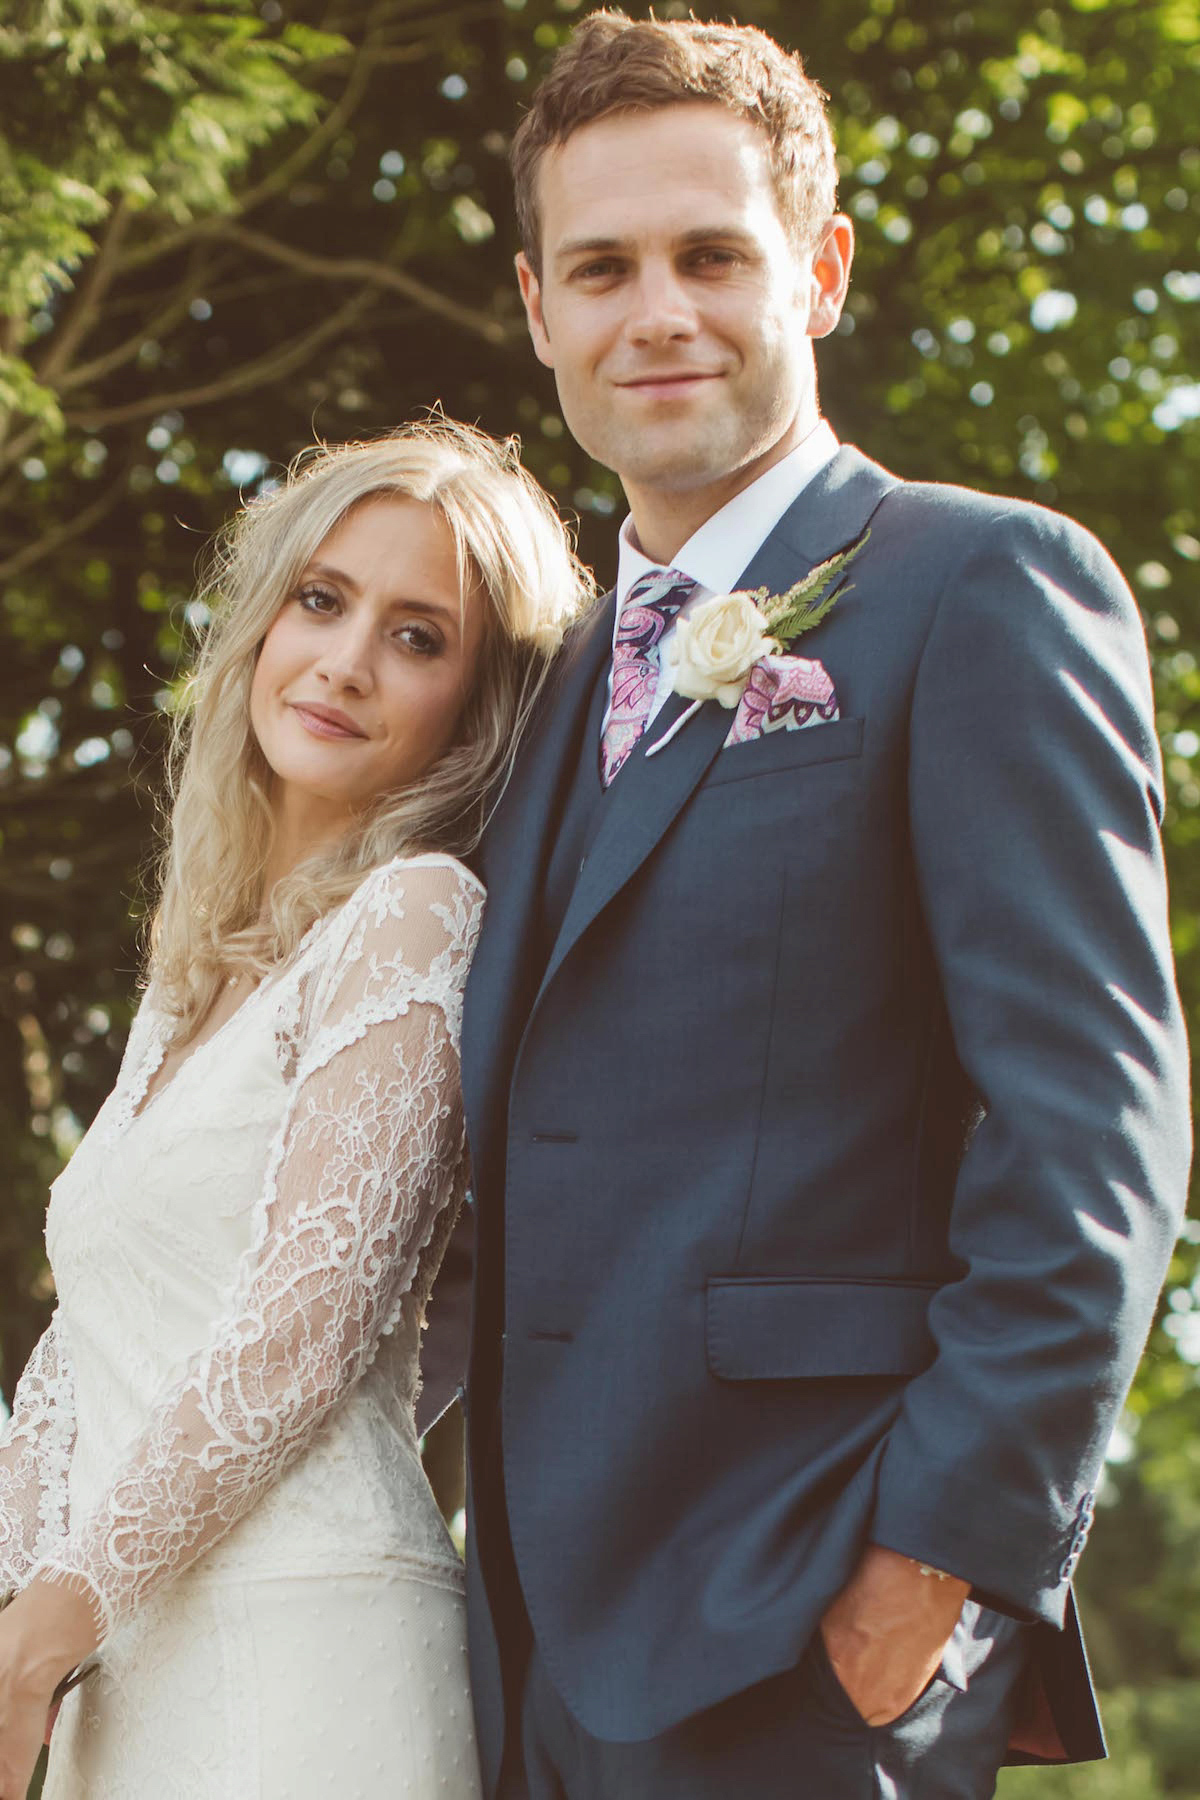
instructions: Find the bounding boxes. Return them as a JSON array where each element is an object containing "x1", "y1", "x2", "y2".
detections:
[{"x1": 1, "y1": 0, "x2": 1198, "y2": 1792}]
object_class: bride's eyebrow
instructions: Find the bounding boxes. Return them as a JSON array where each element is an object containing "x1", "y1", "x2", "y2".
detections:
[{"x1": 302, "y1": 559, "x2": 360, "y2": 591}]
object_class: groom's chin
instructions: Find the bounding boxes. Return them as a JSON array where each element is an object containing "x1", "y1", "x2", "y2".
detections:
[{"x1": 603, "y1": 433, "x2": 750, "y2": 496}]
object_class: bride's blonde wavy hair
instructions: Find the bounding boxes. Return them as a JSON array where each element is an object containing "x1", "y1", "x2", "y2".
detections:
[{"x1": 150, "y1": 418, "x2": 594, "y2": 1040}]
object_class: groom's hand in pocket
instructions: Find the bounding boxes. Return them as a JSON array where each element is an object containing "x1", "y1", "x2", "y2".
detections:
[{"x1": 819, "y1": 1543, "x2": 969, "y2": 1726}]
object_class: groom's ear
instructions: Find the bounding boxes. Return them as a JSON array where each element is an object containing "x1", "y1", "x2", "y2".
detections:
[
  {"x1": 515, "y1": 252, "x2": 555, "y2": 369},
  {"x1": 806, "y1": 215, "x2": 855, "y2": 341}
]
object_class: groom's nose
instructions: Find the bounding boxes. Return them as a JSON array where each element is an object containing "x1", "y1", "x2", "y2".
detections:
[{"x1": 623, "y1": 260, "x2": 701, "y2": 347}]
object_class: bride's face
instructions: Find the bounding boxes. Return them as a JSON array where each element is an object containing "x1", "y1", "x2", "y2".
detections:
[{"x1": 249, "y1": 495, "x2": 486, "y2": 838}]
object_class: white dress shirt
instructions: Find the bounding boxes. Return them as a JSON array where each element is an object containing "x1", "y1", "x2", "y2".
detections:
[{"x1": 604, "y1": 420, "x2": 840, "y2": 737}]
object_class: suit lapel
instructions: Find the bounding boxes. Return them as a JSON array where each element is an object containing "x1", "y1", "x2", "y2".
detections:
[
  {"x1": 536, "y1": 446, "x2": 899, "y2": 1004},
  {"x1": 460, "y1": 594, "x2": 615, "y2": 1161},
  {"x1": 536, "y1": 688, "x2": 726, "y2": 1004}
]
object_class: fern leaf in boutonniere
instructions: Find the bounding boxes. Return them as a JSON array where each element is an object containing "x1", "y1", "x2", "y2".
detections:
[{"x1": 752, "y1": 526, "x2": 871, "y2": 646}]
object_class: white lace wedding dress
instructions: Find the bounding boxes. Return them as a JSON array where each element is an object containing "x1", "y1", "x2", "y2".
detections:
[{"x1": 0, "y1": 852, "x2": 484, "y2": 1798}]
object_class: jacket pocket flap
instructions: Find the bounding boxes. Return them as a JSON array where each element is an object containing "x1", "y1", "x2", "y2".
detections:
[
  {"x1": 706, "y1": 1276, "x2": 937, "y2": 1380},
  {"x1": 703, "y1": 716, "x2": 864, "y2": 787}
]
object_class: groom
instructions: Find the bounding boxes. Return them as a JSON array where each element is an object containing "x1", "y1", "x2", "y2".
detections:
[{"x1": 452, "y1": 11, "x2": 1191, "y2": 1797}]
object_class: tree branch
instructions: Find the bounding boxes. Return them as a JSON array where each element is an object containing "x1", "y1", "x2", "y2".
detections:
[
  {"x1": 115, "y1": 10, "x2": 400, "y2": 279},
  {"x1": 0, "y1": 472, "x2": 129, "y2": 584},
  {"x1": 35, "y1": 199, "x2": 134, "y2": 386},
  {"x1": 347, "y1": 2, "x2": 507, "y2": 46},
  {"x1": 65, "y1": 285, "x2": 382, "y2": 431},
  {"x1": 0, "y1": 421, "x2": 49, "y2": 487},
  {"x1": 219, "y1": 223, "x2": 513, "y2": 345},
  {"x1": 0, "y1": 769, "x2": 159, "y2": 822},
  {"x1": 322, "y1": 0, "x2": 482, "y2": 38},
  {"x1": 56, "y1": 256, "x2": 218, "y2": 396}
]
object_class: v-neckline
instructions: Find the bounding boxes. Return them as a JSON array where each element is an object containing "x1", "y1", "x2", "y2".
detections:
[
  {"x1": 129, "y1": 977, "x2": 269, "y2": 1128},
  {"x1": 124, "y1": 884, "x2": 344, "y2": 1132},
  {"x1": 119, "y1": 851, "x2": 474, "y2": 1133}
]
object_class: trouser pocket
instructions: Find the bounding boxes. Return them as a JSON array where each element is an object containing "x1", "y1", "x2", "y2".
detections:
[{"x1": 809, "y1": 1628, "x2": 956, "y2": 1734}]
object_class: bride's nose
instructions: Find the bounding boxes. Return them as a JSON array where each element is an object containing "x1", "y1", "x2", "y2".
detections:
[{"x1": 313, "y1": 618, "x2": 376, "y2": 695}]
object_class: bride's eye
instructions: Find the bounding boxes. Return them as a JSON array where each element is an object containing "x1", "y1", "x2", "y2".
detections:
[
  {"x1": 295, "y1": 584, "x2": 341, "y2": 616},
  {"x1": 395, "y1": 621, "x2": 443, "y2": 657}
]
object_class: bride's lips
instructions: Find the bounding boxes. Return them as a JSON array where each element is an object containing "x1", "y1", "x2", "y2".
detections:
[{"x1": 289, "y1": 702, "x2": 369, "y2": 741}]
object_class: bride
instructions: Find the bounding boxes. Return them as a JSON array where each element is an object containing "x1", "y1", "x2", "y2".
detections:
[{"x1": 0, "y1": 419, "x2": 590, "y2": 1799}]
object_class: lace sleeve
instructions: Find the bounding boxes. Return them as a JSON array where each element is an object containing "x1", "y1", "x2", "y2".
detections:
[
  {"x1": 1, "y1": 981, "x2": 161, "y2": 1601},
  {"x1": 32, "y1": 856, "x2": 483, "y2": 1640},
  {"x1": 0, "y1": 1315, "x2": 77, "y2": 1600}
]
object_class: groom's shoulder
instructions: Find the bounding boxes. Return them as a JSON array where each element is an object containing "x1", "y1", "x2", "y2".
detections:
[
  {"x1": 829, "y1": 449, "x2": 1134, "y2": 637},
  {"x1": 856, "y1": 447, "x2": 1123, "y2": 581}
]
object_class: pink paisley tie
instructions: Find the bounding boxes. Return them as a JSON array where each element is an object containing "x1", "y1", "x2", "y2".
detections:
[{"x1": 601, "y1": 568, "x2": 699, "y2": 787}]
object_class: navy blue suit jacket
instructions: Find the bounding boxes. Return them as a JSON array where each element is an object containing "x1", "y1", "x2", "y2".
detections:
[{"x1": 454, "y1": 446, "x2": 1191, "y2": 1765}]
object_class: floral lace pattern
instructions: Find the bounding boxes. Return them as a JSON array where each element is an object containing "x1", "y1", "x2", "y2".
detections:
[
  {"x1": 0, "y1": 853, "x2": 483, "y2": 1646},
  {"x1": 0, "y1": 1318, "x2": 78, "y2": 1598}
]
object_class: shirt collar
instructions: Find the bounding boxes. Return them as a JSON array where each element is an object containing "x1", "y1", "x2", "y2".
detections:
[{"x1": 614, "y1": 419, "x2": 839, "y2": 612}]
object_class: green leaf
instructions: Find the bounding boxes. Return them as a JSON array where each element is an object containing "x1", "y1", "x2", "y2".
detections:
[
  {"x1": 0, "y1": 355, "x2": 65, "y2": 434},
  {"x1": 753, "y1": 528, "x2": 872, "y2": 643}
]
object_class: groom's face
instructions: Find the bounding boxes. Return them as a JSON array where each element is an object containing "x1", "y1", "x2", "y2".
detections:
[{"x1": 516, "y1": 103, "x2": 849, "y2": 500}]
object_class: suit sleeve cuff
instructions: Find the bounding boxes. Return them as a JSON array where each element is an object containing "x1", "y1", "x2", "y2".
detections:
[{"x1": 870, "y1": 1455, "x2": 1090, "y2": 1628}]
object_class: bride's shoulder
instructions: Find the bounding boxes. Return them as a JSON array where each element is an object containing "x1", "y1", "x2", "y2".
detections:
[
  {"x1": 294, "y1": 855, "x2": 483, "y2": 1036},
  {"x1": 346, "y1": 851, "x2": 485, "y2": 923},
  {"x1": 314, "y1": 853, "x2": 485, "y2": 969},
  {"x1": 362, "y1": 850, "x2": 485, "y2": 903}
]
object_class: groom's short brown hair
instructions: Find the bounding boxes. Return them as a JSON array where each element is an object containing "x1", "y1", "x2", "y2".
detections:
[{"x1": 511, "y1": 9, "x2": 838, "y2": 276}]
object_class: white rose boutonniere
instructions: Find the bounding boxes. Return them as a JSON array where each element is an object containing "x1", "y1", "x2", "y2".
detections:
[
  {"x1": 646, "y1": 525, "x2": 871, "y2": 758},
  {"x1": 666, "y1": 592, "x2": 779, "y2": 708}
]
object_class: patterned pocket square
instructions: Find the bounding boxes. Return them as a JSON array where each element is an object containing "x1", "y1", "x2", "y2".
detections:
[{"x1": 724, "y1": 653, "x2": 839, "y2": 748}]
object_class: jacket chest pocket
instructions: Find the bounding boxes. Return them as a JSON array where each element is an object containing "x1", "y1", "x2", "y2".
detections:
[
  {"x1": 699, "y1": 716, "x2": 864, "y2": 789},
  {"x1": 675, "y1": 718, "x2": 867, "y2": 873}
]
